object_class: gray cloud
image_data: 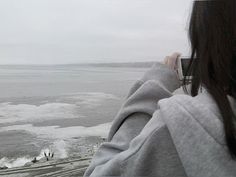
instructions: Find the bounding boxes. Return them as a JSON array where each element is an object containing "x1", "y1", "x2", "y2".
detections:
[{"x1": 0, "y1": 0, "x2": 193, "y2": 64}]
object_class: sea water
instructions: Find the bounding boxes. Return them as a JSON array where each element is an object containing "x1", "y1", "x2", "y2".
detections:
[{"x1": 0, "y1": 64, "x2": 147, "y2": 168}]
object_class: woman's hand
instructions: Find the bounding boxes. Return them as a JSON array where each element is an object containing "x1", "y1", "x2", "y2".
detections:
[{"x1": 163, "y1": 52, "x2": 181, "y2": 71}]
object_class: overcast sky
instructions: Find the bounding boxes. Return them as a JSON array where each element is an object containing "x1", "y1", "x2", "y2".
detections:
[{"x1": 0, "y1": 0, "x2": 193, "y2": 65}]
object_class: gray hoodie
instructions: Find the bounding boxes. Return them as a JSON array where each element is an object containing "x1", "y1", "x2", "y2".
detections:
[{"x1": 83, "y1": 62, "x2": 236, "y2": 177}]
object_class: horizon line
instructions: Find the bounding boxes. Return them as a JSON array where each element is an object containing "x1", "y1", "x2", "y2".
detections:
[{"x1": 0, "y1": 61, "x2": 160, "y2": 66}]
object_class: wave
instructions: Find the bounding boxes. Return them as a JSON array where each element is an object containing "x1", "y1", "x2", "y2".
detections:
[
  {"x1": 0, "y1": 140, "x2": 69, "y2": 168},
  {"x1": 64, "y1": 92, "x2": 120, "y2": 108},
  {"x1": 0, "y1": 156, "x2": 32, "y2": 168},
  {"x1": 0, "y1": 92, "x2": 120, "y2": 124},
  {"x1": 0, "y1": 102, "x2": 79, "y2": 124},
  {"x1": 0, "y1": 92, "x2": 115, "y2": 168},
  {"x1": 0, "y1": 122, "x2": 111, "y2": 139},
  {"x1": 0, "y1": 122, "x2": 111, "y2": 168}
]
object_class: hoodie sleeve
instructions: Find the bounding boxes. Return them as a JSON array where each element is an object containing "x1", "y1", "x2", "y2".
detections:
[{"x1": 83, "y1": 62, "x2": 181, "y2": 177}]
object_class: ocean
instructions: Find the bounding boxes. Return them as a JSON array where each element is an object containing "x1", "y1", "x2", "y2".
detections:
[{"x1": 0, "y1": 64, "x2": 148, "y2": 168}]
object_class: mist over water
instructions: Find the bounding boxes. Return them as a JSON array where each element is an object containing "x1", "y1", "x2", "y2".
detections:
[{"x1": 0, "y1": 64, "x2": 147, "y2": 168}]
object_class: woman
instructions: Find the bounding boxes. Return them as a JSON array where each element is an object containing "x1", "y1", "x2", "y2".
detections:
[{"x1": 84, "y1": 1, "x2": 236, "y2": 176}]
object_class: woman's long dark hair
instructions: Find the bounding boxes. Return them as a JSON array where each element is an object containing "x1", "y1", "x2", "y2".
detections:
[{"x1": 183, "y1": 0, "x2": 236, "y2": 158}]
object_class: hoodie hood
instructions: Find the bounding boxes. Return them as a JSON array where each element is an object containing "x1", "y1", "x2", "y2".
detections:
[{"x1": 159, "y1": 89, "x2": 236, "y2": 177}]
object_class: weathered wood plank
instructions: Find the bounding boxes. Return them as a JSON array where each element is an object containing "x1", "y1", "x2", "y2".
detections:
[{"x1": 0, "y1": 156, "x2": 92, "y2": 177}]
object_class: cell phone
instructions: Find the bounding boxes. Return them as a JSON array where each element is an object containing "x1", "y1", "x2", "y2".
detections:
[{"x1": 177, "y1": 57, "x2": 195, "y2": 81}]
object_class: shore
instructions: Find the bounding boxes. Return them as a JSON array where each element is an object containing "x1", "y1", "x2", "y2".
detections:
[
  {"x1": 0, "y1": 64, "x2": 147, "y2": 176},
  {"x1": 0, "y1": 154, "x2": 92, "y2": 177}
]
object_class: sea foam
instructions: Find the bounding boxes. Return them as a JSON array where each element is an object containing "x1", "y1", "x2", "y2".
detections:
[
  {"x1": 0, "y1": 92, "x2": 120, "y2": 124},
  {"x1": 0, "y1": 122, "x2": 111, "y2": 139},
  {"x1": 0, "y1": 140, "x2": 69, "y2": 168}
]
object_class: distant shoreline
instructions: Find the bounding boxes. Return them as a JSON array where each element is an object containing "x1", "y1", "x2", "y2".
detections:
[
  {"x1": 0, "y1": 61, "x2": 158, "y2": 68},
  {"x1": 80, "y1": 61, "x2": 157, "y2": 68}
]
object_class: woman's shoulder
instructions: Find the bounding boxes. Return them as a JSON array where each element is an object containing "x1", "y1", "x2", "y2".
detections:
[
  {"x1": 156, "y1": 88, "x2": 225, "y2": 144},
  {"x1": 159, "y1": 87, "x2": 220, "y2": 116}
]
